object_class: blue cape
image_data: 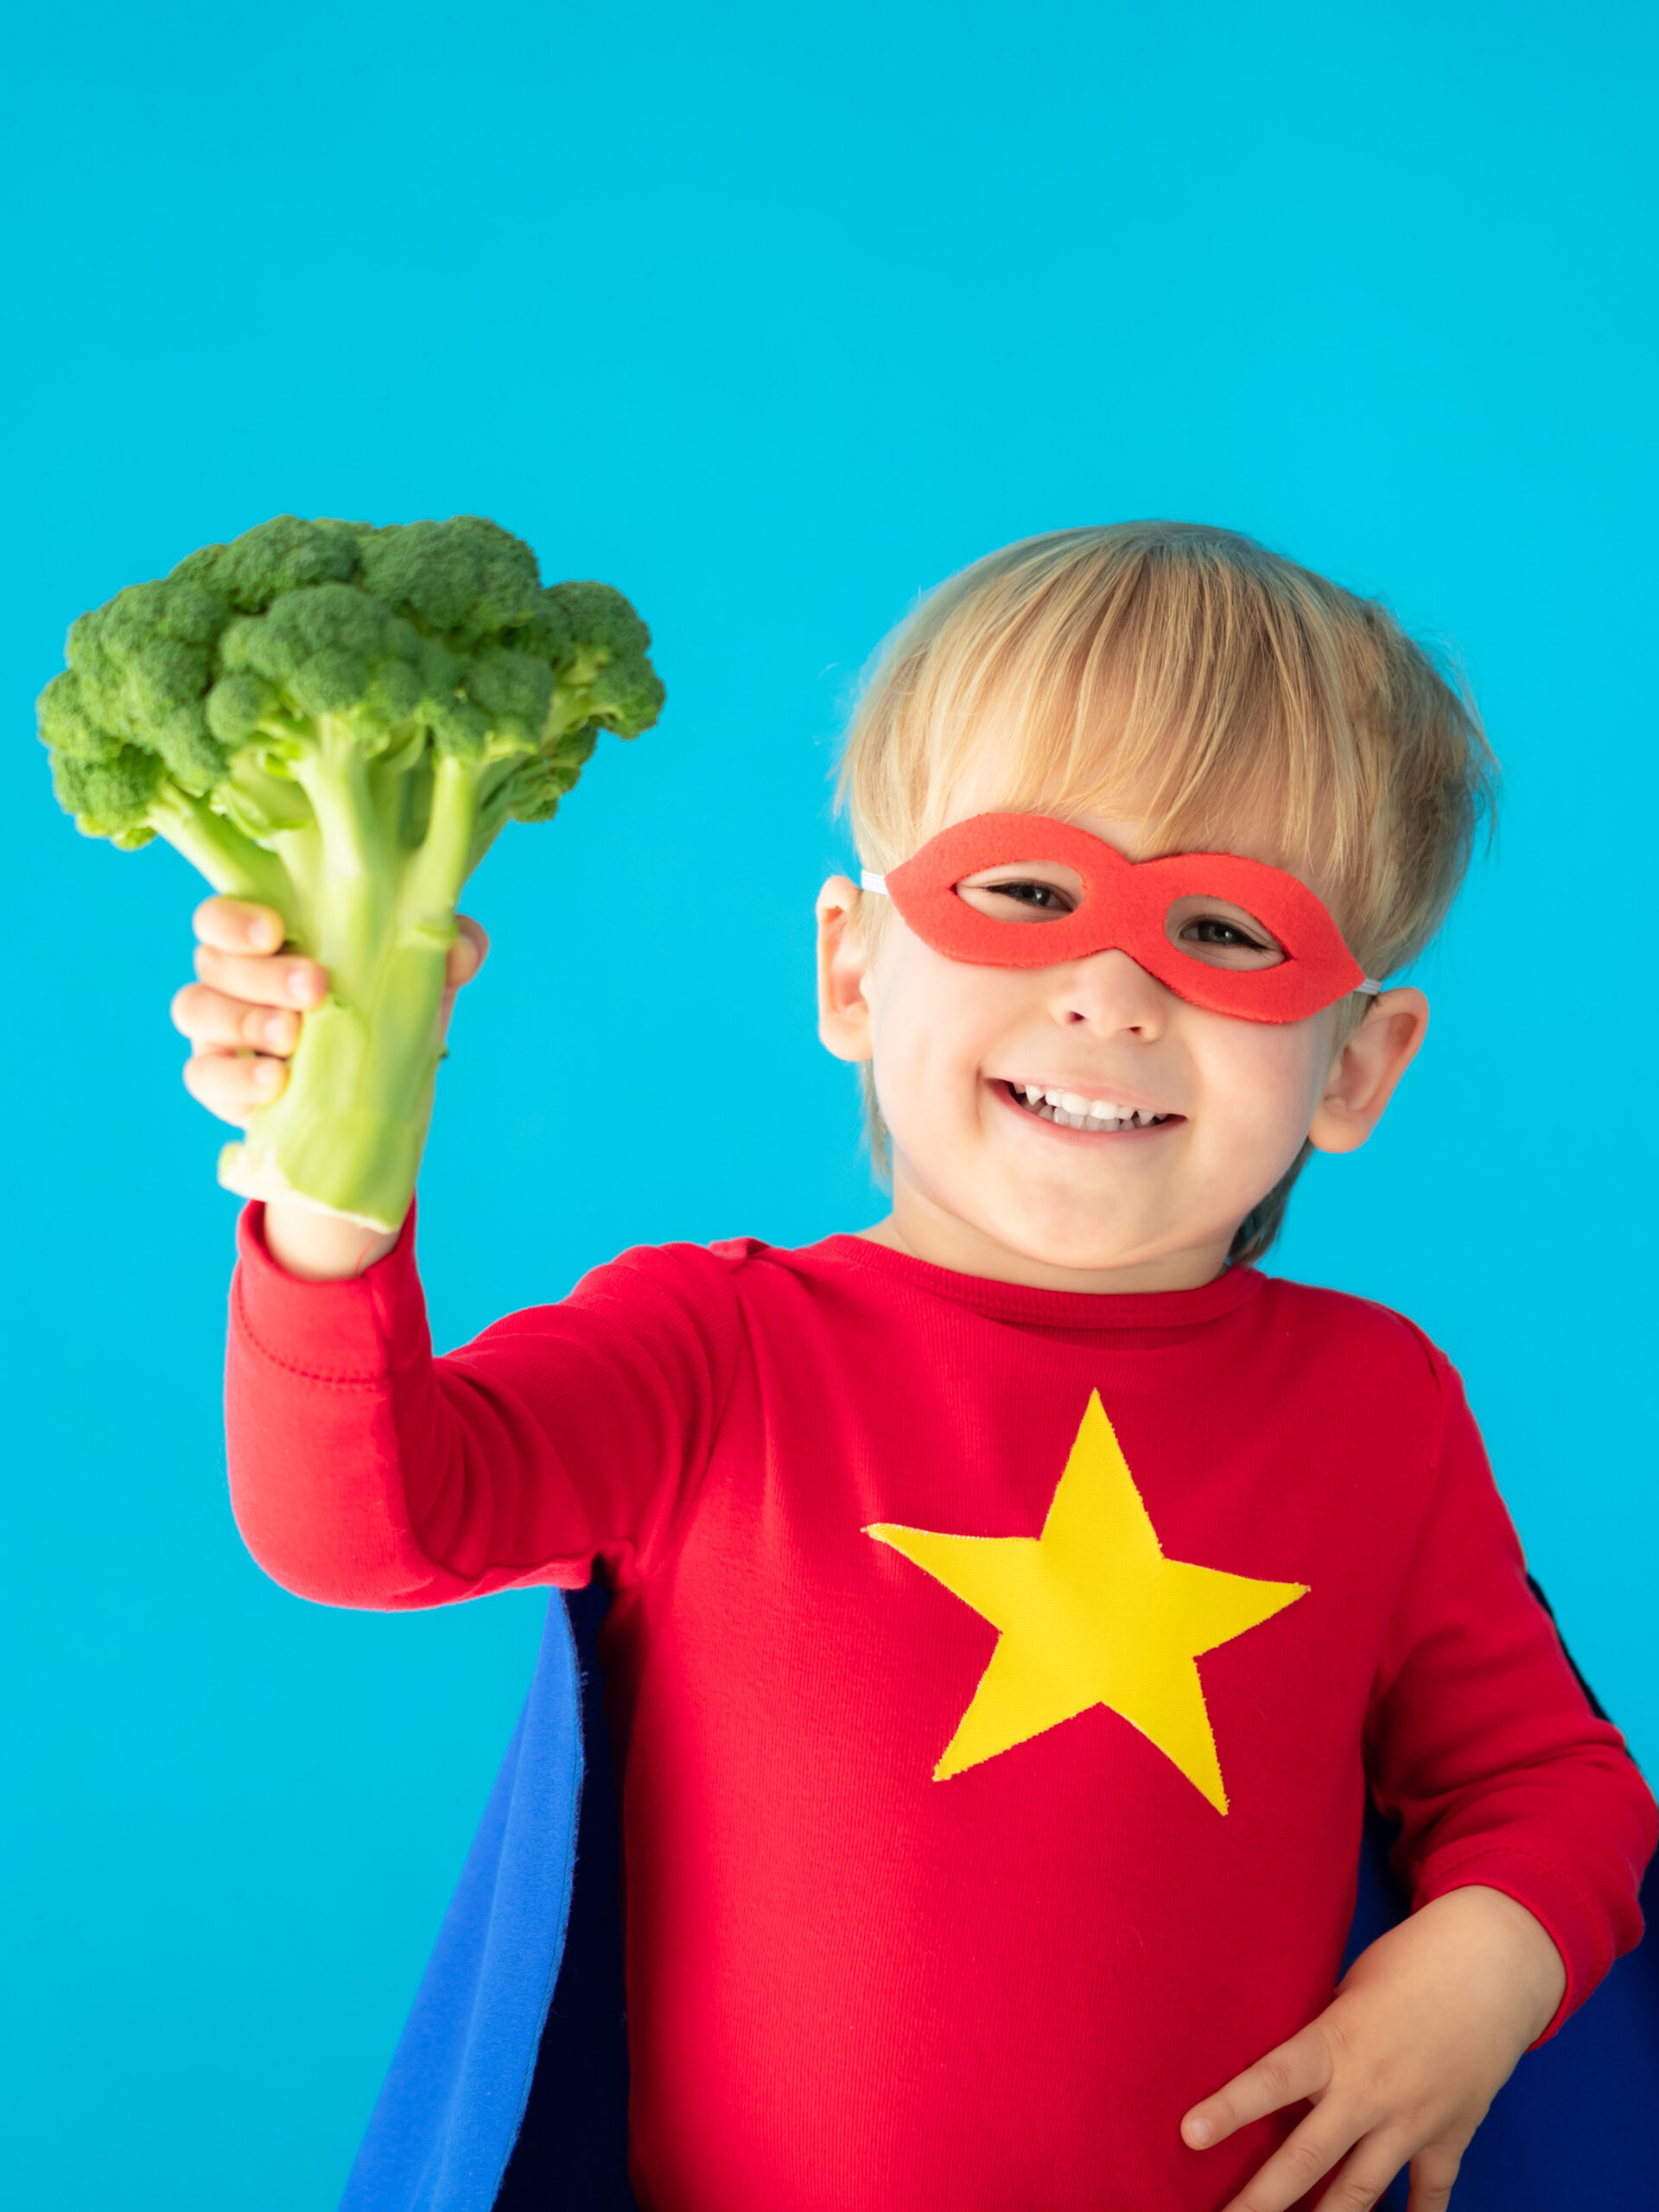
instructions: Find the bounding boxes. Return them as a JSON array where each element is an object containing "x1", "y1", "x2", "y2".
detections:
[{"x1": 341, "y1": 1586, "x2": 1659, "y2": 2212}]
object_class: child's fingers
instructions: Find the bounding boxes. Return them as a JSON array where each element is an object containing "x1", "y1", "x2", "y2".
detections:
[
  {"x1": 448, "y1": 914, "x2": 490, "y2": 986},
  {"x1": 1402, "y1": 2145, "x2": 1462, "y2": 2212},
  {"x1": 180, "y1": 904, "x2": 480, "y2": 1135},
  {"x1": 173, "y1": 982, "x2": 302, "y2": 1057},
  {"x1": 1213, "y1": 2104, "x2": 1372, "y2": 2212},
  {"x1": 1311, "y1": 2135, "x2": 1414, "y2": 2211},
  {"x1": 183, "y1": 1046, "x2": 288, "y2": 1127},
  {"x1": 194, "y1": 938, "x2": 328, "y2": 1010},
  {"x1": 438, "y1": 916, "x2": 491, "y2": 1039},
  {"x1": 193, "y1": 895, "x2": 288, "y2": 956},
  {"x1": 1183, "y1": 2026, "x2": 1333, "y2": 2148}
]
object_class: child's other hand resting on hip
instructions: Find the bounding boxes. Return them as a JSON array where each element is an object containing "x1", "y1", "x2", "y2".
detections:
[
  {"x1": 1182, "y1": 1881, "x2": 1567, "y2": 2211},
  {"x1": 170, "y1": 895, "x2": 488, "y2": 1281}
]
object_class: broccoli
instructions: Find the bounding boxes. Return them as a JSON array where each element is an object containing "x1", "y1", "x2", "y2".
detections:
[{"x1": 39, "y1": 514, "x2": 664, "y2": 1230}]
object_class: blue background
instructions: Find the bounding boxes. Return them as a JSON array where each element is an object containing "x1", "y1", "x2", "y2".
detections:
[{"x1": 3, "y1": 3, "x2": 1654, "y2": 2202}]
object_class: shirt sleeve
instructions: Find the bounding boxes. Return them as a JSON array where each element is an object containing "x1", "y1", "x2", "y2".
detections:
[
  {"x1": 225, "y1": 1201, "x2": 750, "y2": 1609},
  {"x1": 1363, "y1": 1358, "x2": 1657, "y2": 2035}
]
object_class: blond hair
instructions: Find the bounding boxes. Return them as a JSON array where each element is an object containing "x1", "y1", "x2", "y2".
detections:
[{"x1": 836, "y1": 523, "x2": 1496, "y2": 1261}]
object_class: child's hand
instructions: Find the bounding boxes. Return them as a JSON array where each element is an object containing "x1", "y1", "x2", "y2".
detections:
[
  {"x1": 172, "y1": 896, "x2": 487, "y2": 1278},
  {"x1": 1181, "y1": 1885, "x2": 1566, "y2": 2212},
  {"x1": 173, "y1": 897, "x2": 488, "y2": 1128}
]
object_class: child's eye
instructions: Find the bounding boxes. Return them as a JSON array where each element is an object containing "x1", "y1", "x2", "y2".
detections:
[
  {"x1": 958, "y1": 877, "x2": 1078, "y2": 919},
  {"x1": 1182, "y1": 917, "x2": 1269, "y2": 950},
  {"x1": 990, "y1": 880, "x2": 1074, "y2": 913},
  {"x1": 1168, "y1": 900, "x2": 1285, "y2": 969}
]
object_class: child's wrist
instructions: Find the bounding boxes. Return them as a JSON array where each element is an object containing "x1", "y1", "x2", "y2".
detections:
[
  {"x1": 1423, "y1": 1883, "x2": 1568, "y2": 2040},
  {"x1": 263, "y1": 1196, "x2": 401, "y2": 1281}
]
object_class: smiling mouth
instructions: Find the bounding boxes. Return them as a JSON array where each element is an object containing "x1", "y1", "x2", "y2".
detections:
[{"x1": 1001, "y1": 1080, "x2": 1179, "y2": 1135}]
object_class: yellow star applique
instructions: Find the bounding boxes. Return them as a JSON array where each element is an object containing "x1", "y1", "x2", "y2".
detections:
[{"x1": 866, "y1": 1391, "x2": 1308, "y2": 1812}]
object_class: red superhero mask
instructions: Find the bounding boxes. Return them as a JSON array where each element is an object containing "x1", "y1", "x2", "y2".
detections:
[{"x1": 860, "y1": 813, "x2": 1379, "y2": 1024}]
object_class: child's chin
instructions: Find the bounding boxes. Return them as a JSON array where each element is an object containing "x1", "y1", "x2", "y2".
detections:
[{"x1": 978, "y1": 1198, "x2": 1166, "y2": 1274}]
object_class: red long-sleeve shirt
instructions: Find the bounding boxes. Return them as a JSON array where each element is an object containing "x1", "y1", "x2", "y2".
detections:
[{"x1": 226, "y1": 1208, "x2": 1654, "y2": 2212}]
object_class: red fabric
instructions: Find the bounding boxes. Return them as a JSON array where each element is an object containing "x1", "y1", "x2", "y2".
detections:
[
  {"x1": 883, "y1": 811, "x2": 1366, "y2": 1016},
  {"x1": 226, "y1": 1209, "x2": 1655, "y2": 2212}
]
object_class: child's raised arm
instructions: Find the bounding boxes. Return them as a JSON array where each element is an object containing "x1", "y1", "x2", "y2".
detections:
[
  {"x1": 222, "y1": 1198, "x2": 748, "y2": 1610},
  {"x1": 183, "y1": 893, "x2": 751, "y2": 1608}
]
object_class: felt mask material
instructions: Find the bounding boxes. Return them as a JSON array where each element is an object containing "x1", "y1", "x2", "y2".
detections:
[{"x1": 862, "y1": 813, "x2": 1376, "y2": 1023}]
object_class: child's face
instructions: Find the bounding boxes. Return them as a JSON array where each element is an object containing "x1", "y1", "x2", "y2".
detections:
[{"x1": 818, "y1": 787, "x2": 1427, "y2": 1291}]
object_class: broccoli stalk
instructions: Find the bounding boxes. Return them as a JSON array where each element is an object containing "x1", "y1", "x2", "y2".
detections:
[{"x1": 39, "y1": 516, "x2": 664, "y2": 1230}]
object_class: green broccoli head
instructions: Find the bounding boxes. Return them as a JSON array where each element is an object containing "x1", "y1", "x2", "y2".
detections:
[
  {"x1": 358, "y1": 517, "x2": 543, "y2": 641},
  {"x1": 215, "y1": 583, "x2": 428, "y2": 737},
  {"x1": 171, "y1": 515, "x2": 368, "y2": 609},
  {"x1": 531, "y1": 581, "x2": 666, "y2": 734},
  {"x1": 48, "y1": 576, "x2": 230, "y2": 803},
  {"x1": 493, "y1": 580, "x2": 666, "y2": 828},
  {"x1": 41, "y1": 716, "x2": 168, "y2": 848},
  {"x1": 40, "y1": 514, "x2": 663, "y2": 844},
  {"x1": 35, "y1": 513, "x2": 664, "y2": 1234}
]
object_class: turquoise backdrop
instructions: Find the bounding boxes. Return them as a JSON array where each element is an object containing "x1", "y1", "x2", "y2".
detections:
[{"x1": 3, "y1": 3, "x2": 1654, "y2": 2202}]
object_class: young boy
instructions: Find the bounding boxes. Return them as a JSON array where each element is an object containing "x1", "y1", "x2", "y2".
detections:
[{"x1": 177, "y1": 524, "x2": 1654, "y2": 2211}]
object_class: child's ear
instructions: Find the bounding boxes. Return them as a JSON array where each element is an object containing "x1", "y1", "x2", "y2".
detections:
[
  {"x1": 817, "y1": 875, "x2": 874, "y2": 1063},
  {"x1": 1306, "y1": 986, "x2": 1430, "y2": 1154}
]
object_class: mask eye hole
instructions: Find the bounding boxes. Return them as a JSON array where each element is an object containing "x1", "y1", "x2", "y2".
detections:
[
  {"x1": 955, "y1": 861, "x2": 1084, "y2": 922},
  {"x1": 1166, "y1": 893, "x2": 1285, "y2": 970}
]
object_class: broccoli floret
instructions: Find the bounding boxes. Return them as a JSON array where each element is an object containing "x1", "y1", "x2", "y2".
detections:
[{"x1": 39, "y1": 514, "x2": 664, "y2": 1230}]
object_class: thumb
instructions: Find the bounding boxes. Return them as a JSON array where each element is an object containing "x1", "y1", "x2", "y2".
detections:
[
  {"x1": 448, "y1": 914, "x2": 490, "y2": 986},
  {"x1": 439, "y1": 915, "x2": 491, "y2": 1041}
]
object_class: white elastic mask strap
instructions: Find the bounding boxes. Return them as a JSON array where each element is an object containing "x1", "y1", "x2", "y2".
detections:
[{"x1": 860, "y1": 870, "x2": 887, "y2": 895}]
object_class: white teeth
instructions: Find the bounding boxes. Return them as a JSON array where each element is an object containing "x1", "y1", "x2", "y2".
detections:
[{"x1": 1010, "y1": 1082, "x2": 1167, "y2": 1132}]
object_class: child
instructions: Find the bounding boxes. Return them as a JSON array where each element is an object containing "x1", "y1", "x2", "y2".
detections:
[{"x1": 178, "y1": 524, "x2": 1655, "y2": 2211}]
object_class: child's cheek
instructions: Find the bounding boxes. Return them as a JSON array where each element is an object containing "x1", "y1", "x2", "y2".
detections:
[
  {"x1": 867, "y1": 948, "x2": 1011, "y2": 1160},
  {"x1": 1188, "y1": 1007, "x2": 1333, "y2": 1157}
]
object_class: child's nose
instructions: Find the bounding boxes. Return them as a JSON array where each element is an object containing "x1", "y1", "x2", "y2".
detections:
[{"x1": 1047, "y1": 946, "x2": 1169, "y2": 1035}]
